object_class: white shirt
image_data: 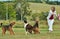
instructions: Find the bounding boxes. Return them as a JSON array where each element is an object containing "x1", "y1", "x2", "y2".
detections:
[{"x1": 47, "y1": 10, "x2": 57, "y2": 20}]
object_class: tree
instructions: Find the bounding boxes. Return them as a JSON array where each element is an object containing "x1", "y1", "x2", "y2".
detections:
[
  {"x1": 0, "y1": 2, "x2": 6, "y2": 20},
  {"x1": 15, "y1": 0, "x2": 31, "y2": 21}
]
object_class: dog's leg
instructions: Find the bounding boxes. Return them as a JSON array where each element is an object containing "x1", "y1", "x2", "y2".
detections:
[
  {"x1": 33, "y1": 28, "x2": 36, "y2": 34},
  {"x1": 25, "y1": 30, "x2": 28, "y2": 35},
  {"x1": 25, "y1": 28, "x2": 28, "y2": 35},
  {"x1": 33, "y1": 28, "x2": 40, "y2": 34},
  {"x1": 36, "y1": 28, "x2": 40, "y2": 34},
  {"x1": 2, "y1": 27, "x2": 6, "y2": 35},
  {"x1": 25, "y1": 31, "x2": 28, "y2": 35},
  {"x1": 28, "y1": 30, "x2": 32, "y2": 34},
  {"x1": 11, "y1": 29, "x2": 15, "y2": 35},
  {"x1": 9, "y1": 27, "x2": 15, "y2": 35}
]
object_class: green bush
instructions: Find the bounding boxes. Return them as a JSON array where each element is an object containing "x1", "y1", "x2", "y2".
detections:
[
  {"x1": 32, "y1": 13, "x2": 40, "y2": 21},
  {"x1": 39, "y1": 12, "x2": 48, "y2": 20},
  {"x1": 14, "y1": 21, "x2": 24, "y2": 28},
  {"x1": 14, "y1": 25, "x2": 24, "y2": 28},
  {"x1": 27, "y1": 0, "x2": 43, "y2": 3},
  {"x1": 31, "y1": 12, "x2": 48, "y2": 21}
]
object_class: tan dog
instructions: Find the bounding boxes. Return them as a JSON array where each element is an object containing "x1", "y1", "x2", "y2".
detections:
[{"x1": 1, "y1": 22, "x2": 15, "y2": 35}]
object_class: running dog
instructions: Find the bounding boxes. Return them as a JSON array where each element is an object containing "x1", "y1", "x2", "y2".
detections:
[
  {"x1": 24, "y1": 20, "x2": 33, "y2": 34},
  {"x1": 24, "y1": 20, "x2": 40, "y2": 34}
]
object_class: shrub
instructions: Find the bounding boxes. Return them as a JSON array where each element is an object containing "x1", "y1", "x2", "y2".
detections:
[
  {"x1": 27, "y1": 0, "x2": 43, "y2": 3},
  {"x1": 31, "y1": 12, "x2": 48, "y2": 21},
  {"x1": 32, "y1": 13, "x2": 40, "y2": 21},
  {"x1": 14, "y1": 21, "x2": 24, "y2": 28},
  {"x1": 39, "y1": 12, "x2": 48, "y2": 20}
]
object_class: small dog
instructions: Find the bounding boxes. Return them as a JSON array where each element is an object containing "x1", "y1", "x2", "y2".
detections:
[
  {"x1": 33, "y1": 21, "x2": 40, "y2": 34},
  {"x1": 0, "y1": 22, "x2": 15, "y2": 35},
  {"x1": 24, "y1": 20, "x2": 33, "y2": 34}
]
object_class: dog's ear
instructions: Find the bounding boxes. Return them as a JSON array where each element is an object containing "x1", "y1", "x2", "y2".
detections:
[
  {"x1": 10, "y1": 22, "x2": 15, "y2": 26},
  {"x1": 12, "y1": 22, "x2": 15, "y2": 25}
]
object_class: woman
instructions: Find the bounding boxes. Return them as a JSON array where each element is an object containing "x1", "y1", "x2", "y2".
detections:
[{"x1": 47, "y1": 6, "x2": 57, "y2": 32}]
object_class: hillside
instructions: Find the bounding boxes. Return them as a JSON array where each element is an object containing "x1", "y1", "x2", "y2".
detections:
[{"x1": 29, "y1": 2, "x2": 60, "y2": 13}]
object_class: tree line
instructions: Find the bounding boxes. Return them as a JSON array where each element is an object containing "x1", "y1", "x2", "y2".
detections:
[
  {"x1": 0, "y1": 0, "x2": 59, "y2": 21},
  {"x1": 27, "y1": 0, "x2": 60, "y2": 5},
  {"x1": 0, "y1": 0, "x2": 31, "y2": 21}
]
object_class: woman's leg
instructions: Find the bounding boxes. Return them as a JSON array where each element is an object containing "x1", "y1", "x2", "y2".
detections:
[{"x1": 47, "y1": 19, "x2": 54, "y2": 32}]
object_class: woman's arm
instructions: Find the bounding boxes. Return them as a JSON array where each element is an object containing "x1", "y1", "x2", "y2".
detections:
[{"x1": 47, "y1": 11, "x2": 51, "y2": 20}]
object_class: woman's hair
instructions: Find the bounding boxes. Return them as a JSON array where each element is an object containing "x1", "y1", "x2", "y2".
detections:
[{"x1": 51, "y1": 6, "x2": 55, "y2": 12}]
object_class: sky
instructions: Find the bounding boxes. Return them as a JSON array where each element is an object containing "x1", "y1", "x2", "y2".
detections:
[{"x1": 49, "y1": 0, "x2": 60, "y2": 2}]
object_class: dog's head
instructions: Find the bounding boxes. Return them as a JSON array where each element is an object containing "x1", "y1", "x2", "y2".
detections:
[
  {"x1": 24, "y1": 20, "x2": 27, "y2": 24},
  {"x1": 10, "y1": 22, "x2": 15, "y2": 26}
]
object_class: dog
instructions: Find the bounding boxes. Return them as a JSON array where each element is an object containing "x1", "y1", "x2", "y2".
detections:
[
  {"x1": 0, "y1": 22, "x2": 15, "y2": 35},
  {"x1": 24, "y1": 20, "x2": 40, "y2": 34},
  {"x1": 24, "y1": 20, "x2": 33, "y2": 34},
  {"x1": 33, "y1": 21, "x2": 40, "y2": 34}
]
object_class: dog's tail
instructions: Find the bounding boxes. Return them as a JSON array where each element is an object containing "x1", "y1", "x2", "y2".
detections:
[{"x1": 0, "y1": 23, "x2": 3, "y2": 26}]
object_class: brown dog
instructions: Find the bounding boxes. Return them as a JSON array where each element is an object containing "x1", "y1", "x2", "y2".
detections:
[
  {"x1": 0, "y1": 22, "x2": 15, "y2": 35},
  {"x1": 33, "y1": 21, "x2": 40, "y2": 34}
]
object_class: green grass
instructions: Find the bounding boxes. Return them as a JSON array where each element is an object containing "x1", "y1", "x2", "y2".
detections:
[{"x1": 0, "y1": 24, "x2": 60, "y2": 39}]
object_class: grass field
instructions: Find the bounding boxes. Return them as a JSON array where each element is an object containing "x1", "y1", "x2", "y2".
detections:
[{"x1": 0, "y1": 24, "x2": 60, "y2": 39}]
